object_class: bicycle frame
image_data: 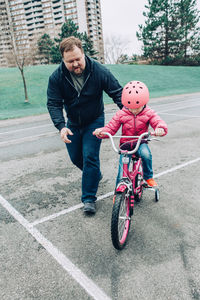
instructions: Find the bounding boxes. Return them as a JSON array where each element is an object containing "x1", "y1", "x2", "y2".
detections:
[
  {"x1": 116, "y1": 153, "x2": 139, "y2": 188},
  {"x1": 103, "y1": 131, "x2": 149, "y2": 206},
  {"x1": 116, "y1": 154, "x2": 143, "y2": 211}
]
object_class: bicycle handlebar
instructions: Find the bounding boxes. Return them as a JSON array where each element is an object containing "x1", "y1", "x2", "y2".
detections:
[{"x1": 102, "y1": 132, "x2": 150, "y2": 155}]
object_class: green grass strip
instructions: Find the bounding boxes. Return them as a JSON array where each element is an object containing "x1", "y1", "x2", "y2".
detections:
[{"x1": 0, "y1": 64, "x2": 199, "y2": 119}]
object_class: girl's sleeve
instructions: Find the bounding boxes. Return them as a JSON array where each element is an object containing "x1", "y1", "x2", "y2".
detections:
[
  {"x1": 149, "y1": 109, "x2": 168, "y2": 135},
  {"x1": 99, "y1": 110, "x2": 122, "y2": 138}
]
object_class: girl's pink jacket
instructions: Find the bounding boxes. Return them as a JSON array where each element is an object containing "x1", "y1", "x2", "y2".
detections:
[{"x1": 100, "y1": 106, "x2": 168, "y2": 145}]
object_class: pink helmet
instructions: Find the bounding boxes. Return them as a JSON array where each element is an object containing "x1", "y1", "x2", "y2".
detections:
[{"x1": 122, "y1": 81, "x2": 149, "y2": 109}]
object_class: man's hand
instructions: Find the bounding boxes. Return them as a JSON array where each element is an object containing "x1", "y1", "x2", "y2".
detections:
[
  {"x1": 60, "y1": 127, "x2": 73, "y2": 143},
  {"x1": 154, "y1": 128, "x2": 165, "y2": 136}
]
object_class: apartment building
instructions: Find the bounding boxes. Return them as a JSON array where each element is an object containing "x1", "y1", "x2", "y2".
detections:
[{"x1": 0, "y1": 0, "x2": 104, "y2": 67}]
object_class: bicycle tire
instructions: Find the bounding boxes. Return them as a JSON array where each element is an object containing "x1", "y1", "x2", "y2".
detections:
[
  {"x1": 155, "y1": 187, "x2": 160, "y2": 202},
  {"x1": 134, "y1": 163, "x2": 144, "y2": 202},
  {"x1": 111, "y1": 190, "x2": 131, "y2": 250}
]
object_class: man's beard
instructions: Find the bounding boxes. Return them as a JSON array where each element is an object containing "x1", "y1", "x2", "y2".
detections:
[{"x1": 72, "y1": 67, "x2": 83, "y2": 76}]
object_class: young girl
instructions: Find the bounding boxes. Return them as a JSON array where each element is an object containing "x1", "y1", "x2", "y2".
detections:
[{"x1": 93, "y1": 80, "x2": 168, "y2": 188}]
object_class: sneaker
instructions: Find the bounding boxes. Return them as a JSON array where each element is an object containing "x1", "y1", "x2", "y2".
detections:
[
  {"x1": 146, "y1": 178, "x2": 158, "y2": 187},
  {"x1": 83, "y1": 202, "x2": 96, "y2": 214}
]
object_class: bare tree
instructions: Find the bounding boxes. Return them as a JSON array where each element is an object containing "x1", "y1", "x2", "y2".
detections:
[
  {"x1": 4, "y1": 0, "x2": 37, "y2": 102},
  {"x1": 104, "y1": 35, "x2": 130, "y2": 64},
  {"x1": 5, "y1": 46, "x2": 37, "y2": 102}
]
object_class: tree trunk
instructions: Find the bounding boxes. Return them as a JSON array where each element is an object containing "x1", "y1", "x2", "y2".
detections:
[
  {"x1": 20, "y1": 68, "x2": 29, "y2": 103},
  {"x1": 184, "y1": 28, "x2": 188, "y2": 63},
  {"x1": 164, "y1": 7, "x2": 169, "y2": 60}
]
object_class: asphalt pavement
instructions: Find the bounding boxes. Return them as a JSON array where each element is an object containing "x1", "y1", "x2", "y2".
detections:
[{"x1": 0, "y1": 93, "x2": 200, "y2": 300}]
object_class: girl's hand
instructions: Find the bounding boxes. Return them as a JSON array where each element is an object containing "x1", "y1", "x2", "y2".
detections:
[
  {"x1": 154, "y1": 128, "x2": 165, "y2": 136},
  {"x1": 93, "y1": 128, "x2": 105, "y2": 138}
]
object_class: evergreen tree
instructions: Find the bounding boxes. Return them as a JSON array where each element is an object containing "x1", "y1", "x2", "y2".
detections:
[
  {"x1": 177, "y1": 0, "x2": 200, "y2": 64},
  {"x1": 50, "y1": 45, "x2": 62, "y2": 64},
  {"x1": 137, "y1": 0, "x2": 179, "y2": 62},
  {"x1": 81, "y1": 32, "x2": 98, "y2": 59},
  {"x1": 55, "y1": 19, "x2": 82, "y2": 44},
  {"x1": 37, "y1": 33, "x2": 54, "y2": 64},
  {"x1": 50, "y1": 20, "x2": 98, "y2": 63},
  {"x1": 137, "y1": 0, "x2": 200, "y2": 65},
  {"x1": 50, "y1": 20, "x2": 81, "y2": 63}
]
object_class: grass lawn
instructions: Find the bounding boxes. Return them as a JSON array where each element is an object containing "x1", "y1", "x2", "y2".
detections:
[{"x1": 0, "y1": 64, "x2": 200, "y2": 120}]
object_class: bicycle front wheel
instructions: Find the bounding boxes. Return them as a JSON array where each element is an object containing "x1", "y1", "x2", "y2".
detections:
[
  {"x1": 111, "y1": 190, "x2": 131, "y2": 250},
  {"x1": 135, "y1": 163, "x2": 144, "y2": 202}
]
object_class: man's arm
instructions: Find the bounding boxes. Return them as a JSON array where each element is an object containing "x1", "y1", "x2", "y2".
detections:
[
  {"x1": 102, "y1": 68, "x2": 123, "y2": 109},
  {"x1": 47, "y1": 75, "x2": 66, "y2": 131}
]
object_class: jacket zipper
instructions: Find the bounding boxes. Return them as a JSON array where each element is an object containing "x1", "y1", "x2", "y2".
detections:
[
  {"x1": 77, "y1": 72, "x2": 91, "y2": 125},
  {"x1": 78, "y1": 72, "x2": 90, "y2": 97},
  {"x1": 132, "y1": 106, "x2": 146, "y2": 135},
  {"x1": 65, "y1": 72, "x2": 91, "y2": 126},
  {"x1": 65, "y1": 72, "x2": 91, "y2": 97},
  {"x1": 134, "y1": 114, "x2": 137, "y2": 135},
  {"x1": 65, "y1": 75, "x2": 77, "y2": 93}
]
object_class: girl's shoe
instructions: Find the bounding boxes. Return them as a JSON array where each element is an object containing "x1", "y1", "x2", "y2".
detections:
[{"x1": 146, "y1": 178, "x2": 158, "y2": 187}]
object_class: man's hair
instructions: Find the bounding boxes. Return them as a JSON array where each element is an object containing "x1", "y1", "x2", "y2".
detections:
[{"x1": 59, "y1": 36, "x2": 83, "y2": 57}]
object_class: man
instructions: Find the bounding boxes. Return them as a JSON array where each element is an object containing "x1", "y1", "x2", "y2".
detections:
[{"x1": 47, "y1": 36, "x2": 122, "y2": 214}]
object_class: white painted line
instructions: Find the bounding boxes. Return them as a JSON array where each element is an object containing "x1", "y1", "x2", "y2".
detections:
[
  {"x1": 158, "y1": 102, "x2": 200, "y2": 113},
  {"x1": 158, "y1": 112, "x2": 200, "y2": 118},
  {"x1": 0, "y1": 124, "x2": 53, "y2": 135},
  {"x1": 0, "y1": 131, "x2": 57, "y2": 147},
  {"x1": 31, "y1": 203, "x2": 83, "y2": 226},
  {"x1": 30, "y1": 191, "x2": 114, "y2": 227},
  {"x1": 30, "y1": 157, "x2": 200, "y2": 227},
  {"x1": 154, "y1": 157, "x2": 200, "y2": 178},
  {"x1": 153, "y1": 97, "x2": 199, "y2": 107},
  {"x1": 97, "y1": 191, "x2": 114, "y2": 200},
  {"x1": 0, "y1": 194, "x2": 111, "y2": 300},
  {"x1": 154, "y1": 98, "x2": 199, "y2": 110}
]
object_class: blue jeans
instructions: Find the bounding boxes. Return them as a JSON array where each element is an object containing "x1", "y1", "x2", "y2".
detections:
[
  {"x1": 116, "y1": 143, "x2": 153, "y2": 186},
  {"x1": 66, "y1": 115, "x2": 104, "y2": 203}
]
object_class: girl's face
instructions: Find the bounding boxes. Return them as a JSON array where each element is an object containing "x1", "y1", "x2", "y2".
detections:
[{"x1": 129, "y1": 106, "x2": 144, "y2": 115}]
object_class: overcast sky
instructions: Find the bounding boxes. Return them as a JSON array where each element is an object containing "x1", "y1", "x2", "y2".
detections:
[
  {"x1": 100, "y1": 0, "x2": 148, "y2": 55},
  {"x1": 100, "y1": 0, "x2": 200, "y2": 55}
]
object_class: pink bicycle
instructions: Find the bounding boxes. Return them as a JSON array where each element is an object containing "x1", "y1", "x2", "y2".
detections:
[{"x1": 103, "y1": 132, "x2": 159, "y2": 250}]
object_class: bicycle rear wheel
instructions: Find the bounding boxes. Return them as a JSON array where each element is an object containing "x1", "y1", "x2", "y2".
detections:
[{"x1": 111, "y1": 189, "x2": 131, "y2": 250}]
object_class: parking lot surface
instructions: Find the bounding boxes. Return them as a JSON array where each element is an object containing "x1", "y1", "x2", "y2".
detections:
[{"x1": 0, "y1": 93, "x2": 200, "y2": 300}]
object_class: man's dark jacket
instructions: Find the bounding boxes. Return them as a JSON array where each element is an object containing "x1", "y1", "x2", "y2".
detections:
[{"x1": 47, "y1": 56, "x2": 123, "y2": 131}]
